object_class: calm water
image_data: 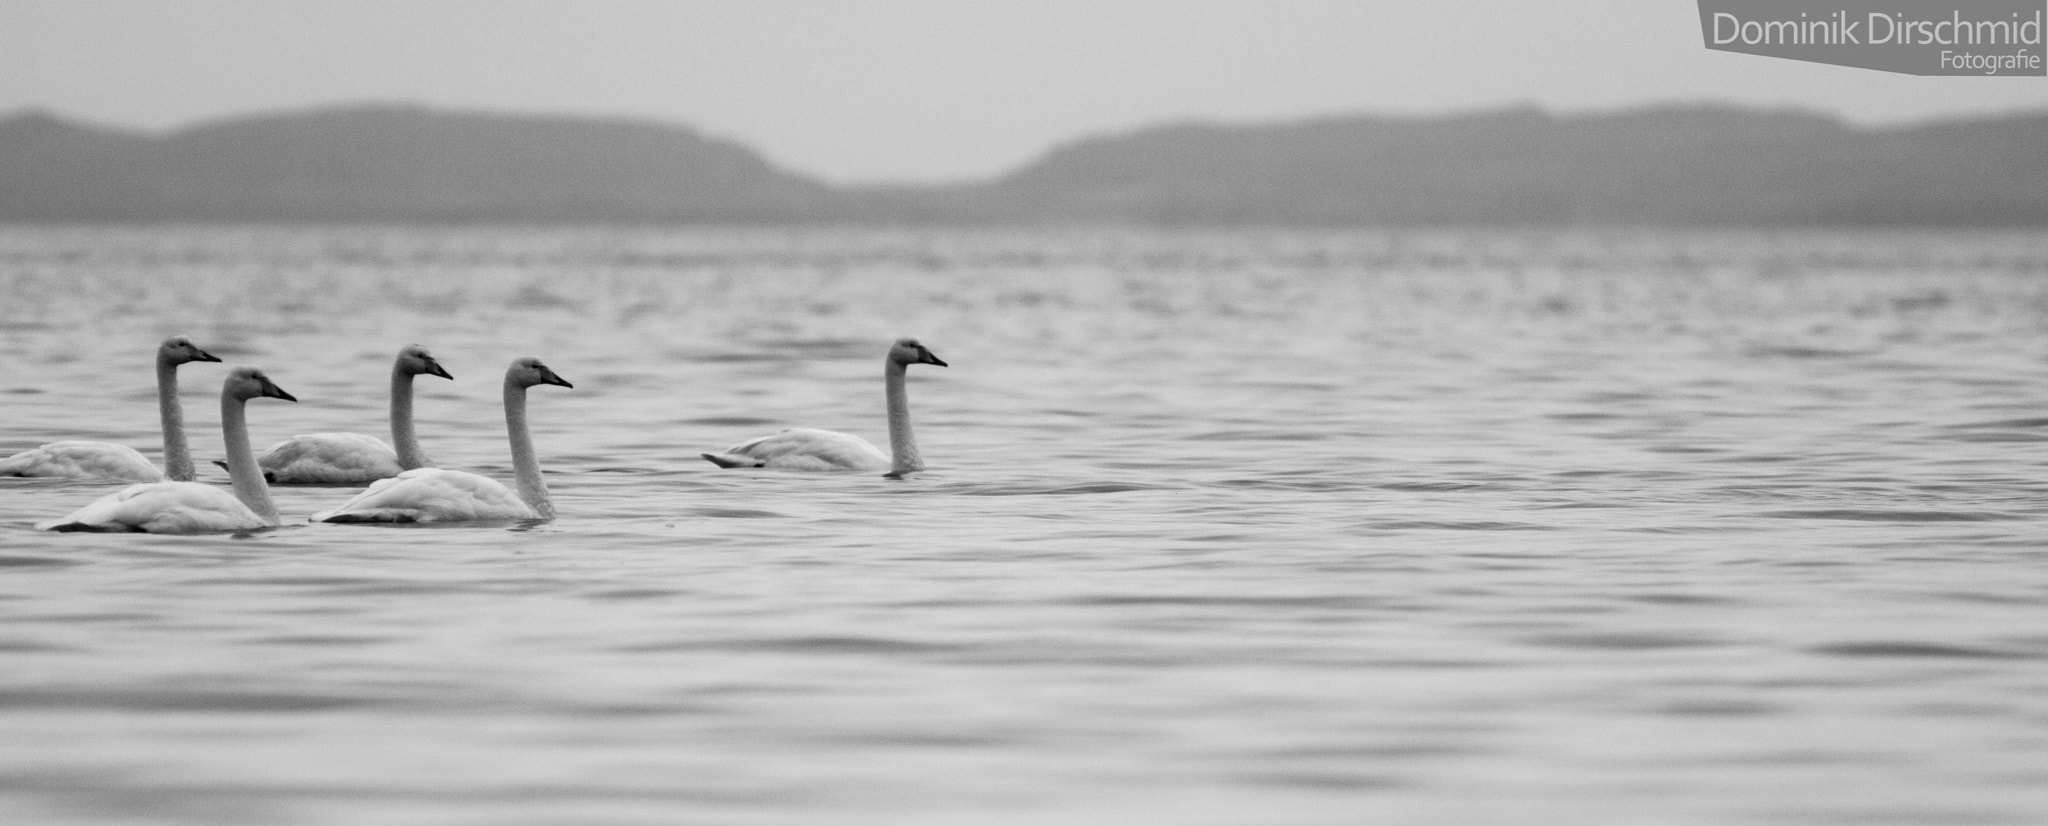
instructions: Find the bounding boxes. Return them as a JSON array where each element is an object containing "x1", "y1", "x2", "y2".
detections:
[{"x1": 3, "y1": 226, "x2": 2048, "y2": 825}]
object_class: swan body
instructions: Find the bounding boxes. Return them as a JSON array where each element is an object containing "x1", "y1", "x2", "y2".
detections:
[
  {"x1": 0, "y1": 442, "x2": 164, "y2": 482},
  {"x1": 702, "y1": 428, "x2": 890, "y2": 472},
  {"x1": 250, "y1": 432, "x2": 405, "y2": 483},
  {"x1": 249, "y1": 344, "x2": 452, "y2": 484},
  {"x1": 702, "y1": 338, "x2": 946, "y2": 476},
  {"x1": 311, "y1": 468, "x2": 537, "y2": 522},
  {"x1": 38, "y1": 367, "x2": 297, "y2": 534},
  {"x1": 40, "y1": 480, "x2": 274, "y2": 534},
  {"x1": 0, "y1": 336, "x2": 219, "y2": 482},
  {"x1": 312, "y1": 357, "x2": 570, "y2": 524}
]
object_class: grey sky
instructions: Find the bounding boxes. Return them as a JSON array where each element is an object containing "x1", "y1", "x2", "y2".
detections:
[{"x1": 3, "y1": 0, "x2": 2042, "y2": 183}]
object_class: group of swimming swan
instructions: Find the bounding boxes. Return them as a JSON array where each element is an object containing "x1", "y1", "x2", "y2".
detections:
[{"x1": 5, "y1": 336, "x2": 946, "y2": 534}]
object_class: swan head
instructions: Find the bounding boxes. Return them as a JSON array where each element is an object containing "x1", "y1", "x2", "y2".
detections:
[
  {"x1": 397, "y1": 343, "x2": 454, "y2": 380},
  {"x1": 159, "y1": 335, "x2": 222, "y2": 366},
  {"x1": 225, "y1": 366, "x2": 298, "y2": 403},
  {"x1": 507, "y1": 357, "x2": 573, "y2": 390},
  {"x1": 889, "y1": 338, "x2": 947, "y2": 368}
]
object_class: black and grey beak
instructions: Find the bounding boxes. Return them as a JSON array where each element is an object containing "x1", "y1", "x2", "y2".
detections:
[
  {"x1": 920, "y1": 348, "x2": 948, "y2": 367},
  {"x1": 425, "y1": 358, "x2": 453, "y2": 381},
  {"x1": 194, "y1": 348, "x2": 222, "y2": 363},
  {"x1": 263, "y1": 379, "x2": 298, "y2": 402},
  {"x1": 542, "y1": 368, "x2": 573, "y2": 389}
]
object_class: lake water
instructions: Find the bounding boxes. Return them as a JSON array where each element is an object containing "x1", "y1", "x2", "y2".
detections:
[{"x1": 3, "y1": 226, "x2": 2047, "y2": 825}]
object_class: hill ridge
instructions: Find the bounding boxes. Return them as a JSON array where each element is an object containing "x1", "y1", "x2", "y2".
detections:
[{"x1": 2, "y1": 103, "x2": 2042, "y2": 225}]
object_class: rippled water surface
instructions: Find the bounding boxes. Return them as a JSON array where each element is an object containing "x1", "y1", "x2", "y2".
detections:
[{"x1": 4, "y1": 226, "x2": 2048, "y2": 825}]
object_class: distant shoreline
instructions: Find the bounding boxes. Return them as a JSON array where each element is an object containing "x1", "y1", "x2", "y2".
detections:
[{"x1": 3, "y1": 103, "x2": 2044, "y2": 226}]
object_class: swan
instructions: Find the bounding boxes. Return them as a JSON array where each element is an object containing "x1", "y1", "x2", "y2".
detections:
[
  {"x1": 702, "y1": 337, "x2": 946, "y2": 476},
  {"x1": 242, "y1": 344, "x2": 454, "y2": 484},
  {"x1": 37, "y1": 367, "x2": 298, "y2": 533},
  {"x1": 0, "y1": 335, "x2": 220, "y2": 482},
  {"x1": 311, "y1": 357, "x2": 572, "y2": 523}
]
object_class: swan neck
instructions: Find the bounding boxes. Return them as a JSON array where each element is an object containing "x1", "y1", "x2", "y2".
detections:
[
  {"x1": 220, "y1": 391, "x2": 278, "y2": 524},
  {"x1": 390, "y1": 366, "x2": 428, "y2": 469},
  {"x1": 504, "y1": 378, "x2": 553, "y2": 518},
  {"x1": 157, "y1": 355, "x2": 193, "y2": 481},
  {"x1": 884, "y1": 359, "x2": 922, "y2": 474}
]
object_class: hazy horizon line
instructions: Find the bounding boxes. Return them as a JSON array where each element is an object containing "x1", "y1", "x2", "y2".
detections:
[{"x1": 11, "y1": 96, "x2": 2048, "y2": 187}]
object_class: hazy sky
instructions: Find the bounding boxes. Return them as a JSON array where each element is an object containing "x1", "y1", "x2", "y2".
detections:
[{"x1": 3, "y1": 0, "x2": 2042, "y2": 183}]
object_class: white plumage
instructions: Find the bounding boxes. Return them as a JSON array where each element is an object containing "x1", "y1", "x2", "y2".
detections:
[
  {"x1": 705, "y1": 428, "x2": 891, "y2": 472},
  {"x1": 37, "y1": 367, "x2": 298, "y2": 534},
  {"x1": 311, "y1": 468, "x2": 536, "y2": 522},
  {"x1": 252, "y1": 344, "x2": 453, "y2": 485},
  {"x1": 1, "y1": 335, "x2": 219, "y2": 483},
  {"x1": 38, "y1": 481, "x2": 271, "y2": 533},
  {"x1": 702, "y1": 338, "x2": 946, "y2": 476},
  {"x1": 312, "y1": 357, "x2": 571, "y2": 524},
  {"x1": 252, "y1": 432, "x2": 404, "y2": 483},
  {"x1": 0, "y1": 441, "x2": 164, "y2": 483}
]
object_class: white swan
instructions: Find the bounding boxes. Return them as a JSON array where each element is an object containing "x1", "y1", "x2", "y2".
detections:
[
  {"x1": 244, "y1": 344, "x2": 453, "y2": 485},
  {"x1": 0, "y1": 335, "x2": 220, "y2": 482},
  {"x1": 702, "y1": 337, "x2": 946, "y2": 476},
  {"x1": 311, "y1": 357, "x2": 571, "y2": 523},
  {"x1": 37, "y1": 367, "x2": 298, "y2": 533}
]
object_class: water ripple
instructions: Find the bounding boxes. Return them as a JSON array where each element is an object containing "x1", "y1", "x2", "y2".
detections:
[
  {"x1": 0, "y1": 687, "x2": 376, "y2": 713},
  {"x1": 1753, "y1": 509, "x2": 2021, "y2": 522},
  {"x1": 1808, "y1": 642, "x2": 2036, "y2": 660},
  {"x1": 4, "y1": 227, "x2": 2048, "y2": 825}
]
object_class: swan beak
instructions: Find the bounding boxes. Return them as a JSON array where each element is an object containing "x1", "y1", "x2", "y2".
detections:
[
  {"x1": 921, "y1": 352, "x2": 948, "y2": 367},
  {"x1": 542, "y1": 371, "x2": 573, "y2": 389},
  {"x1": 263, "y1": 382, "x2": 298, "y2": 402},
  {"x1": 425, "y1": 360, "x2": 453, "y2": 380},
  {"x1": 194, "y1": 349, "x2": 222, "y2": 363}
]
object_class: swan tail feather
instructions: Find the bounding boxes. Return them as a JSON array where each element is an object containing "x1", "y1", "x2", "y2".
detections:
[
  {"x1": 312, "y1": 508, "x2": 421, "y2": 524},
  {"x1": 37, "y1": 520, "x2": 145, "y2": 533}
]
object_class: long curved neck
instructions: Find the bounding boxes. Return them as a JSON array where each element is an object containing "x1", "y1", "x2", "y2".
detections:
[
  {"x1": 220, "y1": 392, "x2": 279, "y2": 525},
  {"x1": 390, "y1": 366, "x2": 429, "y2": 469},
  {"x1": 884, "y1": 359, "x2": 923, "y2": 474},
  {"x1": 156, "y1": 355, "x2": 194, "y2": 481},
  {"x1": 504, "y1": 378, "x2": 553, "y2": 518}
]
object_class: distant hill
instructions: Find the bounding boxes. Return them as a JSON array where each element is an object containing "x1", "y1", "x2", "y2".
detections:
[
  {"x1": 2, "y1": 103, "x2": 2044, "y2": 225},
  {"x1": 0, "y1": 104, "x2": 837, "y2": 222},
  {"x1": 0, "y1": 110, "x2": 154, "y2": 220},
  {"x1": 958, "y1": 105, "x2": 2048, "y2": 226}
]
